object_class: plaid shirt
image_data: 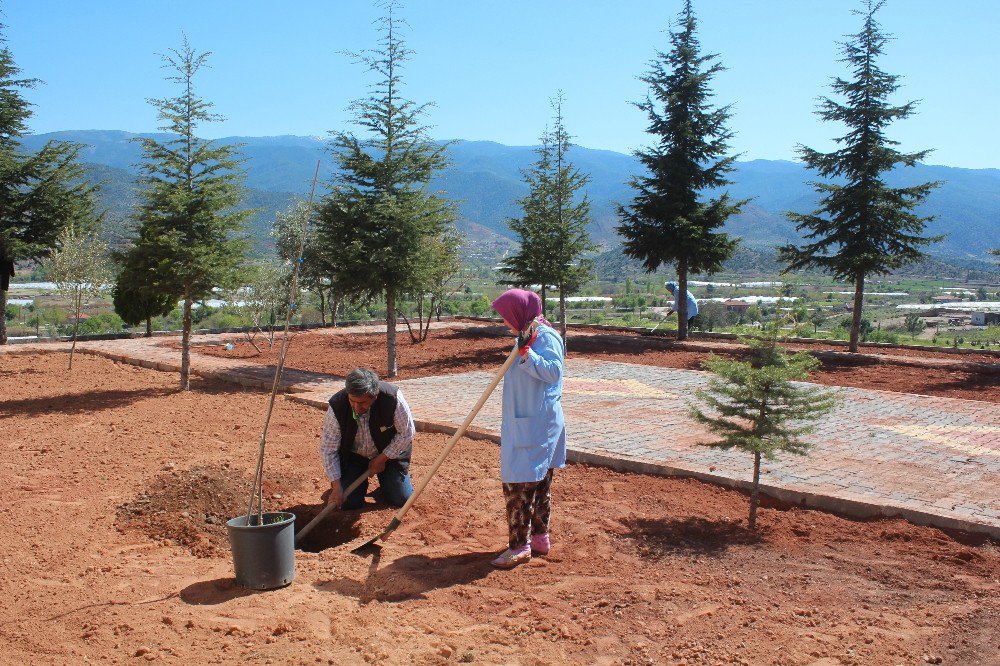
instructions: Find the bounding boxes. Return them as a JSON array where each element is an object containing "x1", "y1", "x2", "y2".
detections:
[{"x1": 318, "y1": 389, "x2": 415, "y2": 481}]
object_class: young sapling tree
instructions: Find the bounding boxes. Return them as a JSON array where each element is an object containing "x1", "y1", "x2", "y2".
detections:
[
  {"x1": 46, "y1": 225, "x2": 113, "y2": 368},
  {"x1": 691, "y1": 330, "x2": 835, "y2": 529}
]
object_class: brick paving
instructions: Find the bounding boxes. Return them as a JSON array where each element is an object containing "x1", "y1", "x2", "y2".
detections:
[
  {"x1": 4, "y1": 323, "x2": 998, "y2": 538},
  {"x1": 379, "y1": 360, "x2": 1000, "y2": 538}
]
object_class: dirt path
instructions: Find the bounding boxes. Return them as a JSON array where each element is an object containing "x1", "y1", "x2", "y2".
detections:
[
  {"x1": 191, "y1": 324, "x2": 1000, "y2": 403},
  {"x1": 2, "y1": 352, "x2": 998, "y2": 665}
]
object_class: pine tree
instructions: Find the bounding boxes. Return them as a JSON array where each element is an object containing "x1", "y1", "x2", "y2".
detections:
[
  {"x1": 131, "y1": 37, "x2": 251, "y2": 389},
  {"x1": 498, "y1": 131, "x2": 557, "y2": 309},
  {"x1": 111, "y1": 261, "x2": 177, "y2": 338},
  {"x1": 548, "y1": 95, "x2": 596, "y2": 339},
  {"x1": 691, "y1": 331, "x2": 835, "y2": 529},
  {"x1": 314, "y1": 6, "x2": 456, "y2": 377},
  {"x1": 499, "y1": 94, "x2": 596, "y2": 337},
  {"x1": 617, "y1": 0, "x2": 743, "y2": 342},
  {"x1": 779, "y1": 0, "x2": 939, "y2": 353},
  {"x1": 0, "y1": 27, "x2": 100, "y2": 344},
  {"x1": 46, "y1": 225, "x2": 113, "y2": 369}
]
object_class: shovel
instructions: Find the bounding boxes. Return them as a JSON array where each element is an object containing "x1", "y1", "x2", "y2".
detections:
[
  {"x1": 348, "y1": 345, "x2": 520, "y2": 553},
  {"x1": 293, "y1": 472, "x2": 370, "y2": 546}
]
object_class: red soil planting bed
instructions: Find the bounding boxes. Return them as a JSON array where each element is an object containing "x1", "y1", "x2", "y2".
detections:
[
  {"x1": 1, "y1": 351, "x2": 997, "y2": 664},
  {"x1": 194, "y1": 324, "x2": 1000, "y2": 403}
]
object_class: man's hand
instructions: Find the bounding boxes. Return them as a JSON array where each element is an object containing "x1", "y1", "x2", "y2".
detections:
[
  {"x1": 517, "y1": 320, "x2": 539, "y2": 359},
  {"x1": 326, "y1": 481, "x2": 343, "y2": 508},
  {"x1": 368, "y1": 453, "x2": 389, "y2": 476}
]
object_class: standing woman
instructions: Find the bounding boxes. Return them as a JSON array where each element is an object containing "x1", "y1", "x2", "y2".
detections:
[{"x1": 489, "y1": 288, "x2": 566, "y2": 569}]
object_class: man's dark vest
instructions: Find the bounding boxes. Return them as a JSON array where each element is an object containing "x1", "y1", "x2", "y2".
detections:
[{"x1": 328, "y1": 381, "x2": 409, "y2": 461}]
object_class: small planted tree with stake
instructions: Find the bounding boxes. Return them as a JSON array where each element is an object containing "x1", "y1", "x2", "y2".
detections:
[
  {"x1": 691, "y1": 330, "x2": 835, "y2": 529},
  {"x1": 47, "y1": 225, "x2": 113, "y2": 369}
]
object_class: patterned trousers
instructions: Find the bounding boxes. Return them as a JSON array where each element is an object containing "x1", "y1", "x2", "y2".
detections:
[{"x1": 502, "y1": 469, "x2": 554, "y2": 549}]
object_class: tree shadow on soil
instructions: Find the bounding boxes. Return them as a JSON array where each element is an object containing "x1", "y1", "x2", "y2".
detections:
[
  {"x1": 313, "y1": 550, "x2": 495, "y2": 604},
  {"x1": 180, "y1": 577, "x2": 260, "y2": 605},
  {"x1": 0, "y1": 386, "x2": 177, "y2": 418},
  {"x1": 406, "y1": 346, "x2": 508, "y2": 374},
  {"x1": 621, "y1": 516, "x2": 761, "y2": 557},
  {"x1": 922, "y1": 373, "x2": 1000, "y2": 393}
]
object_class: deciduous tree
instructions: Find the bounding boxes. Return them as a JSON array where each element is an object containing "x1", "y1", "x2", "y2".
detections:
[{"x1": 46, "y1": 225, "x2": 113, "y2": 368}]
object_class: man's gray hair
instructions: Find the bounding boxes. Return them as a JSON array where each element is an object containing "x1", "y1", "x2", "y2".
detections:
[{"x1": 345, "y1": 367, "x2": 380, "y2": 397}]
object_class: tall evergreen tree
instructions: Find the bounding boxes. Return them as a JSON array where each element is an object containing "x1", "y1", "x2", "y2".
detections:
[
  {"x1": 0, "y1": 27, "x2": 100, "y2": 344},
  {"x1": 617, "y1": 0, "x2": 743, "y2": 341},
  {"x1": 499, "y1": 94, "x2": 595, "y2": 339},
  {"x1": 778, "y1": 0, "x2": 939, "y2": 353},
  {"x1": 314, "y1": 6, "x2": 455, "y2": 377},
  {"x1": 498, "y1": 131, "x2": 557, "y2": 309},
  {"x1": 131, "y1": 38, "x2": 251, "y2": 389},
  {"x1": 548, "y1": 95, "x2": 596, "y2": 339}
]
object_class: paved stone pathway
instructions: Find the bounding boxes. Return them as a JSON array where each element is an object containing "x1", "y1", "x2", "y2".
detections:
[
  {"x1": 381, "y1": 361, "x2": 999, "y2": 538},
  {"x1": 4, "y1": 323, "x2": 998, "y2": 537}
]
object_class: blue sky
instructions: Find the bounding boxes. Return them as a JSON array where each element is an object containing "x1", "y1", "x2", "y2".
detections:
[{"x1": 6, "y1": 0, "x2": 999, "y2": 168}]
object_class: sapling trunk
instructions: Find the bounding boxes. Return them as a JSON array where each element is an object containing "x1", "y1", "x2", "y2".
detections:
[
  {"x1": 180, "y1": 297, "x2": 193, "y2": 390},
  {"x1": 559, "y1": 286, "x2": 567, "y2": 341},
  {"x1": 677, "y1": 263, "x2": 689, "y2": 341},
  {"x1": 386, "y1": 290, "x2": 398, "y2": 378},
  {"x1": 145, "y1": 317, "x2": 152, "y2": 338},
  {"x1": 0, "y1": 288, "x2": 8, "y2": 345},
  {"x1": 749, "y1": 449, "x2": 761, "y2": 530},
  {"x1": 69, "y1": 288, "x2": 81, "y2": 370},
  {"x1": 850, "y1": 275, "x2": 865, "y2": 352}
]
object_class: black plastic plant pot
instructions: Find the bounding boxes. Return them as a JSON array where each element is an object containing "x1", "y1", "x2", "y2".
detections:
[{"x1": 226, "y1": 511, "x2": 296, "y2": 590}]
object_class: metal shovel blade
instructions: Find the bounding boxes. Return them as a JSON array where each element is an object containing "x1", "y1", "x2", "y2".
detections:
[{"x1": 350, "y1": 517, "x2": 400, "y2": 554}]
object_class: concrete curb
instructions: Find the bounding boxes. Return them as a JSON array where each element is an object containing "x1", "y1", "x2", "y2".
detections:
[
  {"x1": 564, "y1": 449, "x2": 1000, "y2": 540},
  {"x1": 283, "y1": 395, "x2": 1000, "y2": 541}
]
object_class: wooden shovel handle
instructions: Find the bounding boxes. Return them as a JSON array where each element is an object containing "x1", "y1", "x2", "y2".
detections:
[
  {"x1": 294, "y1": 471, "x2": 369, "y2": 545},
  {"x1": 379, "y1": 344, "x2": 519, "y2": 541}
]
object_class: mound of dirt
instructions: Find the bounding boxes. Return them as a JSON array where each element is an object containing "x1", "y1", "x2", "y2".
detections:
[{"x1": 116, "y1": 464, "x2": 297, "y2": 557}]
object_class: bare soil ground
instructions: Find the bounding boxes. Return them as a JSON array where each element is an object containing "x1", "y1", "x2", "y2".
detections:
[
  {"x1": 195, "y1": 324, "x2": 1000, "y2": 403},
  {"x1": 1, "y1": 351, "x2": 998, "y2": 665}
]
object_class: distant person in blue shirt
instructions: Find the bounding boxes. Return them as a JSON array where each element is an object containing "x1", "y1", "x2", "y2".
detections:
[
  {"x1": 664, "y1": 281, "x2": 699, "y2": 327},
  {"x1": 489, "y1": 288, "x2": 566, "y2": 569}
]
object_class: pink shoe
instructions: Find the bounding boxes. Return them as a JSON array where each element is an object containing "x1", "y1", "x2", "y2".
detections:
[
  {"x1": 530, "y1": 533, "x2": 550, "y2": 556},
  {"x1": 491, "y1": 545, "x2": 531, "y2": 569}
]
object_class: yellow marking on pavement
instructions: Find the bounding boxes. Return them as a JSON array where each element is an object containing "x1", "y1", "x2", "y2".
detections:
[
  {"x1": 877, "y1": 423, "x2": 1000, "y2": 457},
  {"x1": 563, "y1": 378, "x2": 676, "y2": 399}
]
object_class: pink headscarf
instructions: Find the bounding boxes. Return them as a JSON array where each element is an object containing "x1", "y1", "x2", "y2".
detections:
[{"x1": 491, "y1": 288, "x2": 552, "y2": 332}]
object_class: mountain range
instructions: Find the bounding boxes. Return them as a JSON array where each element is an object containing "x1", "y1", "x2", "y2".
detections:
[{"x1": 21, "y1": 130, "x2": 1000, "y2": 265}]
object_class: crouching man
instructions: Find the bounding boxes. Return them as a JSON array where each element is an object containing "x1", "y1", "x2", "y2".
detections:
[{"x1": 319, "y1": 368, "x2": 415, "y2": 509}]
